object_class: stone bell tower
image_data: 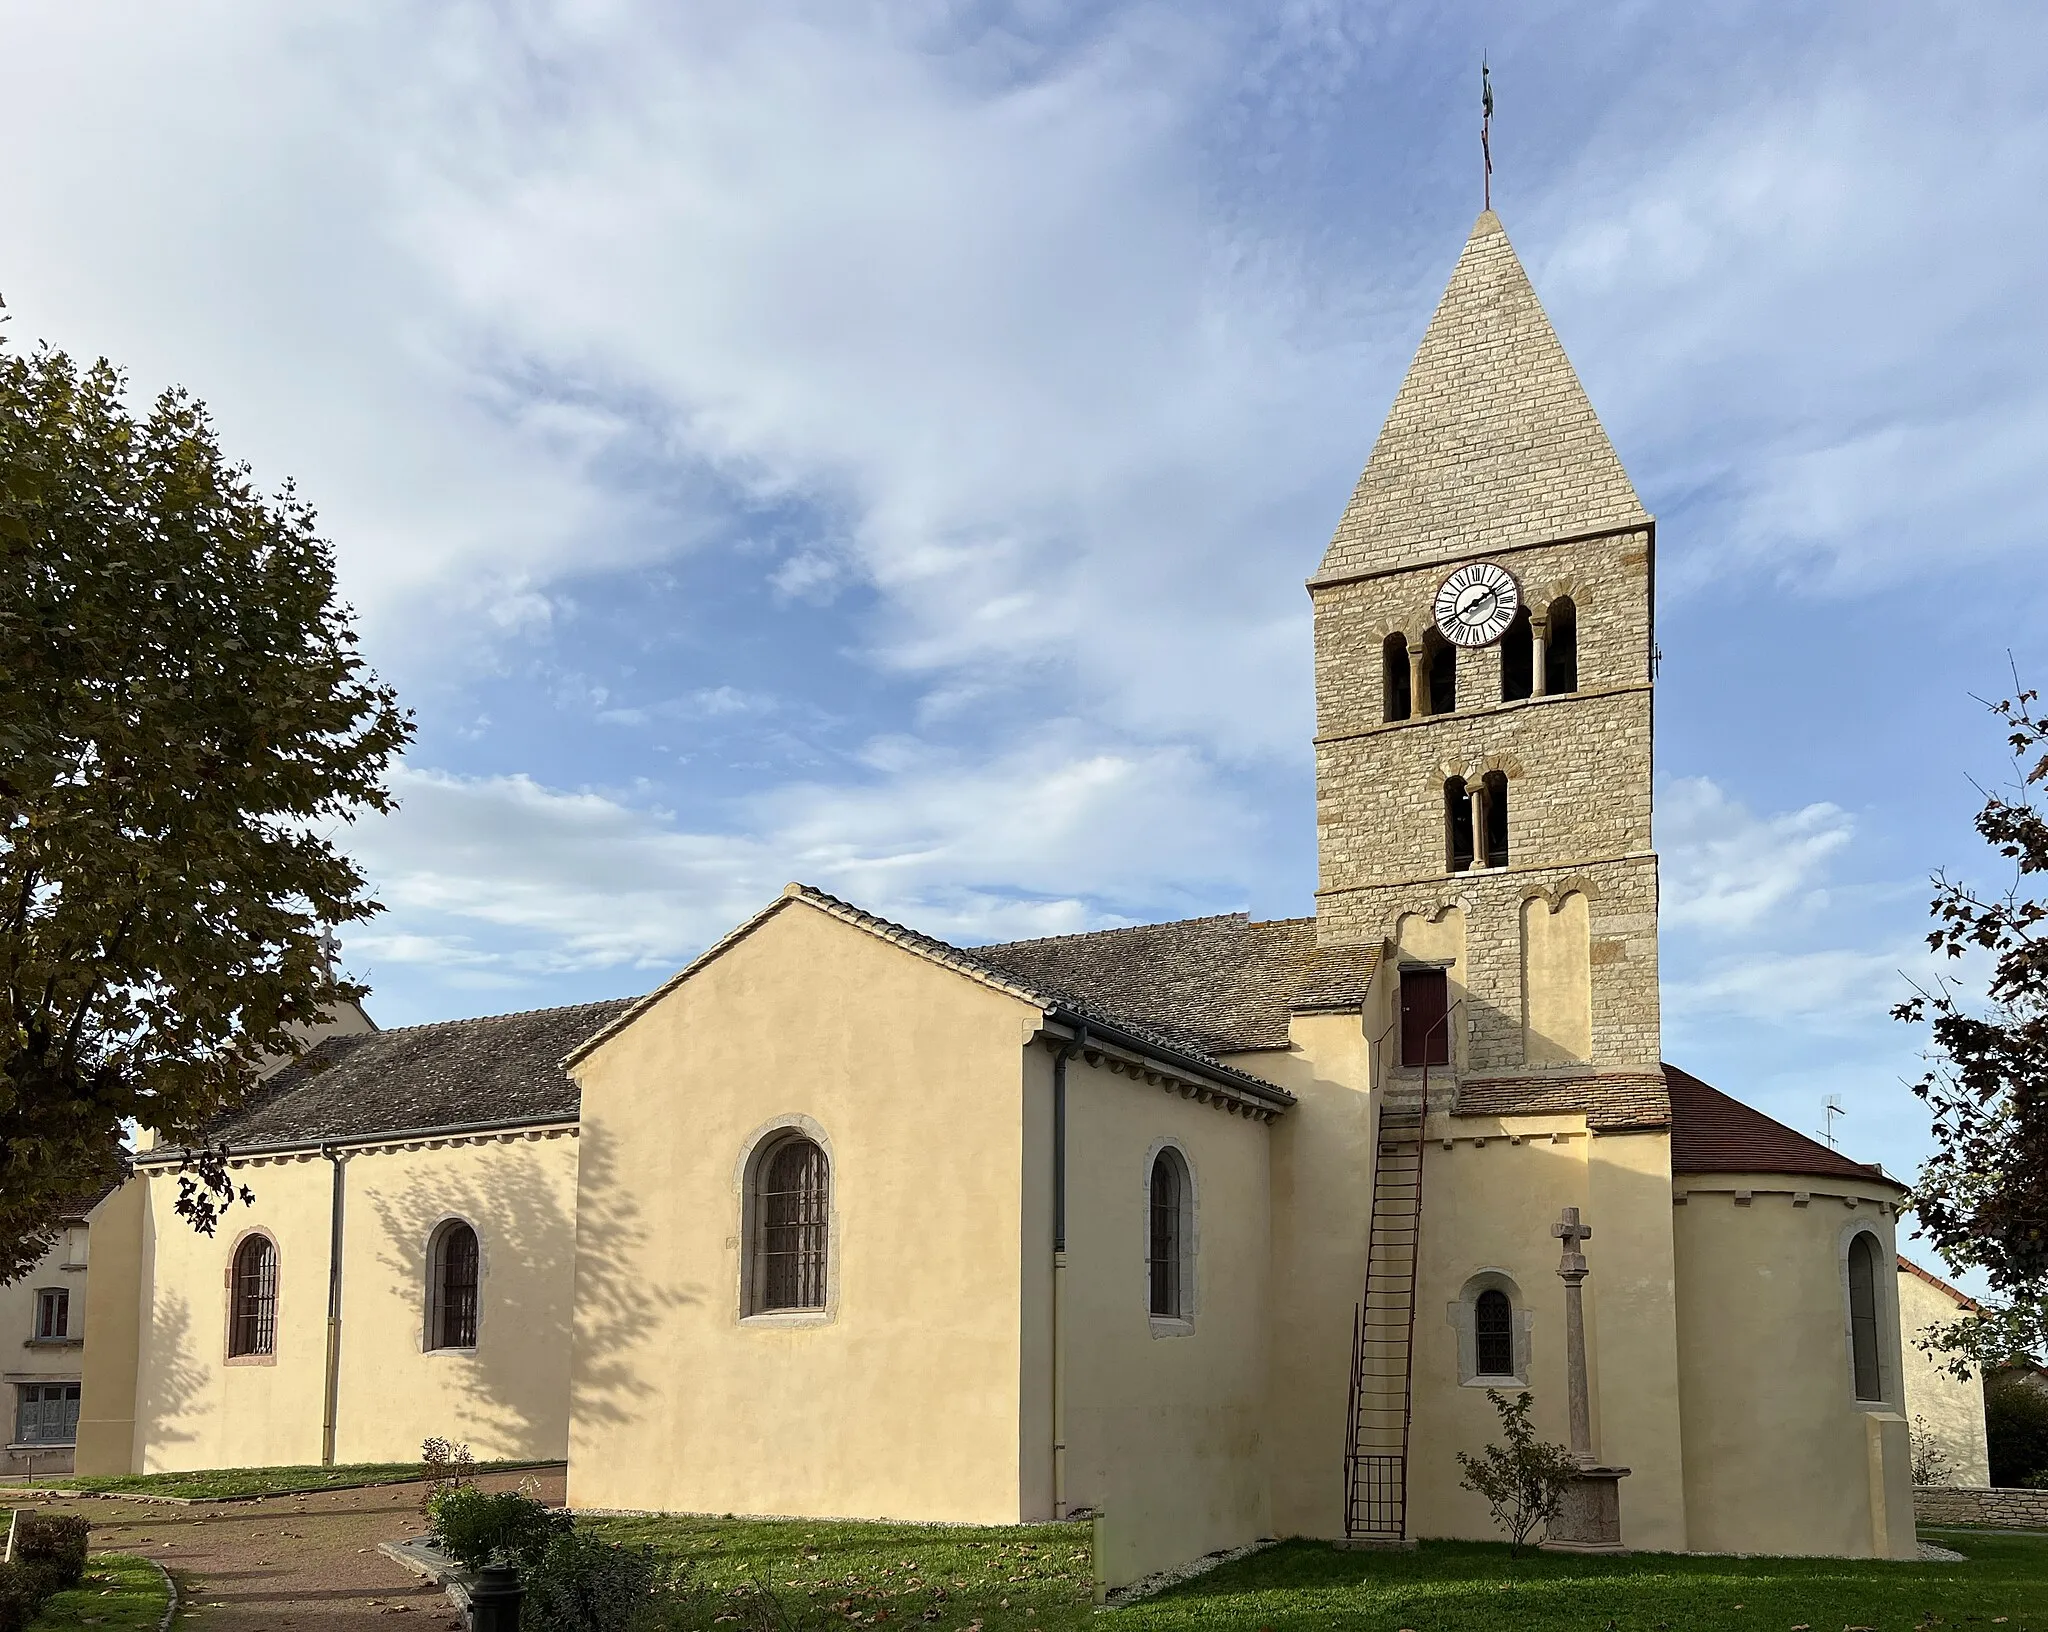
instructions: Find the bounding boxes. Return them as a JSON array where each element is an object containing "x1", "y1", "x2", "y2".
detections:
[{"x1": 1311, "y1": 211, "x2": 1660, "y2": 1085}]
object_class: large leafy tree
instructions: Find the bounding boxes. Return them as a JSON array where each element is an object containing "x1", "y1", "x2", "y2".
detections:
[
  {"x1": 0, "y1": 324, "x2": 411, "y2": 1281},
  {"x1": 1896, "y1": 683, "x2": 2048, "y2": 1370}
]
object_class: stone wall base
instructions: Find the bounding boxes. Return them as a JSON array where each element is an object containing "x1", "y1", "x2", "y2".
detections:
[{"x1": 1913, "y1": 1486, "x2": 2048, "y2": 1530}]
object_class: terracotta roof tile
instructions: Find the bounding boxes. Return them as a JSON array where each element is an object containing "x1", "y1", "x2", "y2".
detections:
[
  {"x1": 1453, "y1": 1071, "x2": 1671, "y2": 1130},
  {"x1": 1666, "y1": 1063, "x2": 1902, "y2": 1187}
]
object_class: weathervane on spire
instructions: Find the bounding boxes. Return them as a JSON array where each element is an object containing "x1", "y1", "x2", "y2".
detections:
[{"x1": 1481, "y1": 57, "x2": 1495, "y2": 211}]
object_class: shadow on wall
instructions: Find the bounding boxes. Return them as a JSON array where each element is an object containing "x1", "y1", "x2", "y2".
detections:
[
  {"x1": 567, "y1": 1123, "x2": 702, "y2": 1433},
  {"x1": 135, "y1": 1293, "x2": 210, "y2": 1459},
  {"x1": 363, "y1": 1147, "x2": 583, "y2": 1454}
]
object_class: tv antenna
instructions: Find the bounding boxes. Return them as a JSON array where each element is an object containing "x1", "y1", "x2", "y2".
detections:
[{"x1": 1819, "y1": 1095, "x2": 1847, "y2": 1150}]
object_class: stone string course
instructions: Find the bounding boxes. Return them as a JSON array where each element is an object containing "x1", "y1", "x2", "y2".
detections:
[{"x1": 1912, "y1": 1486, "x2": 2048, "y2": 1530}]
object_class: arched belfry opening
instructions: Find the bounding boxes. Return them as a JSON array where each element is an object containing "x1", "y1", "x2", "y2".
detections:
[
  {"x1": 1444, "y1": 776, "x2": 1474, "y2": 873},
  {"x1": 1426, "y1": 632, "x2": 1457, "y2": 716},
  {"x1": 1382, "y1": 633, "x2": 1412, "y2": 723},
  {"x1": 1544, "y1": 596, "x2": 1578, "y2": 695},
  {"x1": 1480, "y1": 771, "x2": 1509, "y2": 869},
  {"x1": 1499, "y1": 606, "x2": 1534, "y2": 702}
]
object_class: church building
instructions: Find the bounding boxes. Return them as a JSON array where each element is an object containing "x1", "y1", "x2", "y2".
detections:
[{"x1": 74, "y1": 211, "x2": 1922, "y2": 1579}]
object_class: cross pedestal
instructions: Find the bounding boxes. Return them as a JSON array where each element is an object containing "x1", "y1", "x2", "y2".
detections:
[{"x1": 1537, "y1": 1207, "x2": 1631, "y2": 1554}]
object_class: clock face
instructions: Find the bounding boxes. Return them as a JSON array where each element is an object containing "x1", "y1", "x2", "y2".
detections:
[{"x1": 1433, "y1": 561, "x2": 1522, "y2": 648}]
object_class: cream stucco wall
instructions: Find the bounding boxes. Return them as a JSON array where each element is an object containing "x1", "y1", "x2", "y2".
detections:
[
  {"x1": 4, "y1": 1215, "x2": 92, "y2": 1474},
  {"x1": 75, "y1": 1181, "x2": 144, "y2": 1477},
  {"x1": 1056, "y1": 1047, "x2": 1273, "y2": 1585},
  {"x1": 1896, "y1": 1262, "x2": 1990, "y2": 1488},
  {"x1": 1404, "y1": 1119, "x2": 1687, "y2": 1551},
  {"x1": 120, "y1": 1134, "x2": 577, "y2": 1475},
  {"x1": 565, "y1": 901, "x2": 1043, "y2": 1525},
  {"x1": 1673, "y1": 1174, "x2": 1916, "y2": 1558}
]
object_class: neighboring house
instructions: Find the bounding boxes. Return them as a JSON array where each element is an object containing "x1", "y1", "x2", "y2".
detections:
[
  {"x1": 4, "y1": 1201, "x2": 97, "y2": 1478},
  {"x1": 1896, "y1": 1254, "x2": 1991, "y2": 1486},
  {"x1": 78, "y1": 209, "x2": 1926, "y2": 1579}
]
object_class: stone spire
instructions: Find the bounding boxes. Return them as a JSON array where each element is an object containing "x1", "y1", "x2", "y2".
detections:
[{"x1": 1312, "y1": 211, "x2": 1648, "y2": 586}]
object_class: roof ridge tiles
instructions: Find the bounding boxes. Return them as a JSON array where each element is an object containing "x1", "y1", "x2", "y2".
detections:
[{"x1": 325, "y1": 995, "x2": 635, "y2": 1040}]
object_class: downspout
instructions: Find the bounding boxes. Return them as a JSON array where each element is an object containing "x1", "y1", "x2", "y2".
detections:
[
  {"x1": 1051, "y1": 1021, "x2": 1085, "y2": 1521},
  {"x1": 320, "y1": 1146, "x2": 347, "y2": 1467}
]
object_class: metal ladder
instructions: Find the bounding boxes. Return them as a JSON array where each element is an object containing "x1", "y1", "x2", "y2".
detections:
[{"x1": 1343, "y1": 1102, "x2": 1425, "y2": 1541}]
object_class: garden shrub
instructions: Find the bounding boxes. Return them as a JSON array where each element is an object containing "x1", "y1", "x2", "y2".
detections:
[
  {"x1": 0, "y1": 1557, "x2": 58, "y2": 1632},
  {"x1": 427, "y1": 1486, "x2": 570, "y2": 1572},
  {"x1": 1986, "y1": 1368, "x2": 2048, "y2": 1487},
  {"x1": 11, "y1": 1512, "x2": 89, "y2": 1588},
  {"x1": 518, "y1": 1531, "x2": 664, "y2": 1632}
]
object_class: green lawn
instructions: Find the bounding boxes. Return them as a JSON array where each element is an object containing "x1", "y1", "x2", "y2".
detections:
[
  {"x1": 24, "y1": 1554, "x2": 171, "y2": 1630},
  {"x1": 582, "y1": 1514, "x2": 2048, "y2": 1632},
  {"x1": 36, "y1": 1458, "x2": 556, "y2": 1501}
]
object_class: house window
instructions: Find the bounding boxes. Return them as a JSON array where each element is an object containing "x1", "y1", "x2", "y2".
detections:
[
  {"x1": 1148, "y1": 1148, "x2": 1192, "y2": 1322},
  {"x1": 754, "y1": 1136, "x2": 830, "y2": 1313},
  {"x1": 34, "y1": 1287, "x2": 69, "y2": 1341},
  {"x1": 1474, "y1": 1288, "x2": 1514, "y2": 1376},
  {"x1": 1383, "y1": 633, "x2": 1412, "y2": 723},
  {"x1": 1399, "y1": 966, "x2": 1451, "y2": 1068},
  {"x1": 1499, "y1": 607, "x2": 1534, "y2": 702},
  {"x1": 428, "y1": 1221, "x2": 480, "y2": 1351},
  {"x1": 1544, "y1": 597, "x2": 1578, "y2": 694},
  {"x1": 15, "y1": 1382, "x2": 81, "y2": 1446},
  {"x1": 1848, "y1": 1232, "x2": 1884, "y2": 1402},
  {"x1": 228, "y1": 1234, "x2": 278, "y2": 1358}
]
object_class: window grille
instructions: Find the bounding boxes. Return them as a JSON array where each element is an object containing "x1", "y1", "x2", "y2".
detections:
[
  {"x1": 1474, "y1": 1288, "x2": 1514, "y2": 1375},
  {"x1": 1149, "y1": 1151, "x2": 1186, "y2": 1319},
  {"x1": 758, "y1": 1138, "x2": 829, "y2": 1311},
  {"x1": 430, "y1": 1222, "x2": 481, "y2": 1350},
  {"x1": 1399, "y1": 968, "x2": 1450, "y2": 1068},
  {"x1": 15, "y1": 1382, "x2": 81, "y2": 1445},
  {"x1": 1848, "y1": 1233, "x2": 1883, "y2": 1401},
  {"x1": 34, "y1": 1287, "x2": 69, "y2": 1340},
  {"x1": 228, "y1": 1235, "x2": 278, "y2": 1357}
]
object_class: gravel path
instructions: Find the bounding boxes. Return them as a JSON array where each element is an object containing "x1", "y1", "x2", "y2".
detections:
[{"x1": 21, "y1": 1467, "x2": 562, "y2": 1628}]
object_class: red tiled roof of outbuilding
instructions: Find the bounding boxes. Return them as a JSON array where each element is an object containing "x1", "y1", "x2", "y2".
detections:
[{"x1": 1665, "y1": 1063, "x2": 1903, "y2": 1188}]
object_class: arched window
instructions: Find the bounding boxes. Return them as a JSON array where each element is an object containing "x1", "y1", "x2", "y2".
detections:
[
  {"x1": 1474, "y1": 1288, "x2": 1515, "y2": 1377},
  {"x1": 1848, "y1": 1232, "x2": 1884, "y2": 1401},
  {"x1": 1382, "y1": 633, "x2": 1412, "y2": 723},
  {"x1": 428, "y1": 1221, "x2": 480, "y2": 1351},
  {"x1": 754, "y1": 1136, "x2": 830, "y2": 1313},
  {"x1": 1148, "y1": 1147, "x2": 1191, "y2": 1321},
  {"x1": 1481, "y1": 771, "x2": 1509, "y2": 869},
  {"x1": 228, "y1": 1234, "x2": 278, "y2": 1358},
  {"x1": 1428, "y1": 633, "x2": 1457, "y2": 715},
  {"x1": 1445, "y1": 776, "x2": 1474, "y2": 873},
  {"x1": 1544, "y1": 597, "x2": 1578, "y2": 695},
  {"x1": 1499, "y1": 607, "x2": 1534, "y2": 702}
]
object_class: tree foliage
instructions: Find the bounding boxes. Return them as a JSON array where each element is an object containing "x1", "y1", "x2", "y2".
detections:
[
  {"x1": 1985, "y1": 1369, "x2": 2048, "y2": 1489},
  {"x1": 1454, "y1": 1388, "x2": 1581, "y2": 1553},
  {"x1": 0, "y1": 325, "x2": 411, "y2": 1280},
  {"x1": 1896, "y1": 684, "x2": 2048, "y2": 1371}
]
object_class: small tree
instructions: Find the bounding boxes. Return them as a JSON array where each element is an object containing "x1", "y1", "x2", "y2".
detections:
[
  {"x1": 1455, "y1": 1389, "x2": 1581, "y2": 1553},
  {"x1": 1909, "y1": 1415, "x2": 1956, "y2": 1487}
]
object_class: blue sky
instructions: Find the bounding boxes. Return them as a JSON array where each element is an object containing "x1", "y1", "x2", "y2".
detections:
[{"x1": 5, "y1": 0, "x2": 2045, "y2": 1269}]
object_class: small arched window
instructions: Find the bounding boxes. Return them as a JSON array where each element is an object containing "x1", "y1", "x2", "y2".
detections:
[
  {"x1": 1445, "y1": 777, "x2": 1474, "y2": 873},
  {"x1": 428, "y1": 1221, "x2": 480, "y2": 1351},
  {"x1": 228, "y1": 1234, "x2": 278, "y2": 1358},
  {"x1": 1481, "y1": 771, "x2": 1509, "y2": 870},
  {"x1": 1544, "y1": 597, "x2": 1578, "y2": 695},
  {"x1": 1499, "y1": 607, "x2": 1534, "y2": 702},
  {"x1": 1148, "y1": 1148, "x2": 1191, "y2": 1321},
  {"x1": 1382, "y1": 633, "x2": 1412, "y2": 723},
  {"x1": 1428, "y1": 634, "x2": 1457, "y2": 715},
  {"x1": 1474, "y1": 1288, "x2": 1515, "y2": 1377},
  {"x1": 754, "y1": 1136, "x2": 830, "y2": 1313},
  {"x1": 1847, "y1": 1232, "x2": 1884, "y2": 1401}
]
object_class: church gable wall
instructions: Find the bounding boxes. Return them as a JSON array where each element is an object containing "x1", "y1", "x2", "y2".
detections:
[
  {"x1": 1055, "y1": 1047, "x2": 1272, "y2": 1584},
  {"x1": 123, "y1": 1134, "x2": 579, "y2": 1475},
  {"x1": 565, "y1": 901, "x2": 1044, "y2": 1525},
  {"x1": 1895, "y1": 1265, "x2": 1990, "y2": 1487}
]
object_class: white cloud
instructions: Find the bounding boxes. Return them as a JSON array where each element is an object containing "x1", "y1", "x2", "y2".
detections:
[
  {"x1": 1659, "y1": 776, "x2": 1854, "y2": 934},
  {"x1": 1664, "y1": 946, "x2": 1915, "y2": 1030}
]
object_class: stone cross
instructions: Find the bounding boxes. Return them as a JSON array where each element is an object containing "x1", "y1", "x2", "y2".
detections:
[{"x1": 1552, "y1": 1207, "x2": 1595, "y2": 1465}]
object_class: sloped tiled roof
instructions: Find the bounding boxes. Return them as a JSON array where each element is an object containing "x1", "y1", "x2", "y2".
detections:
[
  {"x1": 1454, "y1": 1070, "x2": 1671, "y2": 1131},
  {"x1": 198, "y1": 998, "x2": 634, "y2": 1151},
  {"x1": 1666, "y1": 1064, "x2": 1902, "y2": 1188},
  {"x1": 974, "y1": 914, "x2": 1379, "y2": 1055},
  {"x1": 1313, "y1": 210, "x2": 1648, "y2": 585}
]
